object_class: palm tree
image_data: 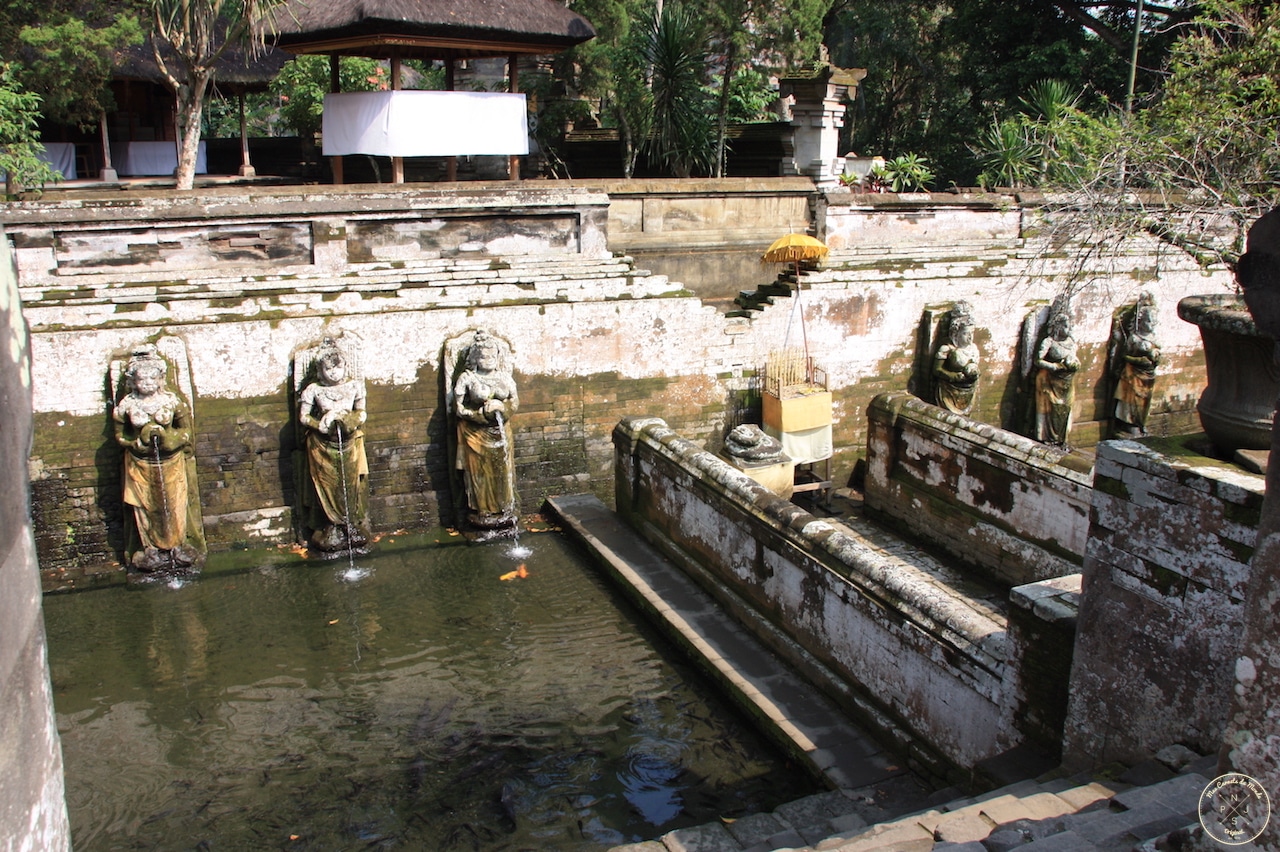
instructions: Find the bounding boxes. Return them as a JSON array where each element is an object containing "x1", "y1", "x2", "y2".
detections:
[{"x1": 642, "y1": 2, "x2": 714, "y2": 177}]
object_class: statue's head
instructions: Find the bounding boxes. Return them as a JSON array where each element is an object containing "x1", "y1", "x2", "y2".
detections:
[
  {"x1": 1134, "y1": 292, "x2": 1157, "y2": 335},
  {"x1": 315, "y1": 339, "x2": 348, "y2": 385},
  {"x1": 949, "y1": 301, "x2": 975, "y2": 346},
  {"x1": 125, "y1": 346, "x2": 167, "y2": 396},
  {"x1": 466, "y1": 332, "x2": 504, "y2": 373},
  {"x1": 1047, "y1": 295, "x2": 1073, "y2": 340},
  {"x1": 1050, "y1": 313, "x2": 1071, "y2": 339}
]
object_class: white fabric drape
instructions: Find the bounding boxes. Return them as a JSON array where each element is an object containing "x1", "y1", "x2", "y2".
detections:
[
  {"x1": 116, "y1": 141, "x2": 207, "y2": 176},
  {"x1": 322, "y1": 91, "x2": 530, "y2": 157}
]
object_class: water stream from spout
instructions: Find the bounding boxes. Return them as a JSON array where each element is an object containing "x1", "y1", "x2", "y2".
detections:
[
  {"x1": 494, "y1": 411, "x2": 531, "y2": 558},
  {"x1": 151, "y1": 435, "x2": 177, "y2": 574},
  {"x1": 334, "y1": 426, "x2": 362, "y2": 580}
]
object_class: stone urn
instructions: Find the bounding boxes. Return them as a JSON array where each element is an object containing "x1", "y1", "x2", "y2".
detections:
[{"x1": 1178, "y1": 293, "x2": 1280, "y2": 452}]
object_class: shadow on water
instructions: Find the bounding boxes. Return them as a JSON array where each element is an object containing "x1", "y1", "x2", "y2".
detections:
[{"x1": 44, "y1": 532, "x2": 819, "y2": 851}]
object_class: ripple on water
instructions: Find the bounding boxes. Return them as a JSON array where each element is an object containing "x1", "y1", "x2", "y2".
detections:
[{"x1": 44, "y1": 533, "x2": 820, "y2": 851}]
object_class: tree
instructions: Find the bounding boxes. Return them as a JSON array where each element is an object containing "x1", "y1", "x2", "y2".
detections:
[
  {"x1": 643, "y1": 2, "x2": 716, "y2": 177},
  {"x1": 0, "y1": 63, "x2": 59, "y2": 193},
  {"x1": 1046, "y1": 0, "x2": 1279, "y2": 269},
  {"x1": 148, "y1": 0, "x2": 285, "y2": 190},
  {"x1": 269, "y1": 55, "x2": 389, "y2": 138},
  {"x1": 824, "y1": 0, "x2": 1178, "y2": 185},
  {"x1": 965, "y1": 0, "x2": 1278, "y2": 295},
  {"x1": 706, "y1": 0, "x2": 832, "y2": 177},
  {"x1": 17, "y1": 8, "x2": 143, "y2": 131}
]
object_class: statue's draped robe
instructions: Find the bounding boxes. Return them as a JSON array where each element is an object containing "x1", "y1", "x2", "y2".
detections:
[
  {"x1": 304, "y1": 429, "x2": 368, "y2": 527},
  {"x1": 456, "y1": 420, "x2": 514, "y2": 517},
  {"x1": 1035, "y1": 365, "x2": 1076, "y2": 443},
  {"x1": 453, "y1": 367, "x2": 517, "y2": 520},
  {"x1": 122, "y1": 448, "x2": 187, "y2": 549},
  {"x1": 1114, "y1": 357, "x2": 1157, "y2": 428}
]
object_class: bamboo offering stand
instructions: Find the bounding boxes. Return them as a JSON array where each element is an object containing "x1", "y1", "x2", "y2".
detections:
[{"x1": 762, "y1": 348, "x2": 833, "y2": 504}]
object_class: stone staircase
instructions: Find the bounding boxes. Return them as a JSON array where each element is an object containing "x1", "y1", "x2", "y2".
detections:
[{"x1": 613, "y1": 752, "x2": 1217, "y2": 852}]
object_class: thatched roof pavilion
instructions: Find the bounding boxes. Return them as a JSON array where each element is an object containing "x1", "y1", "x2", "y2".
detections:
[
  {"x1": 108, "y1": 38, "x2": 292, "y2": 178},
  {"x1": 263, "y1": 0, "x2": 595, "y2": 183},
  {"x1": 265, "y1": 0, "x2": 595, "y2": 60}
]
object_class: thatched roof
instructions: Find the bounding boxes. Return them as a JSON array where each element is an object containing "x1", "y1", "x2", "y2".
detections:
[
  {"x1": 264, "y1": 0, "x2": 595, "y2": 61},
  {"x1": 115, "y1": 35, "x2": 291, "y2": 92}
]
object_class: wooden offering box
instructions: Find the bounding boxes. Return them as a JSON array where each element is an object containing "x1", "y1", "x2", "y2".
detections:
[{"x1": 763, "y1": 383, "x2": 833, "y2": 433}]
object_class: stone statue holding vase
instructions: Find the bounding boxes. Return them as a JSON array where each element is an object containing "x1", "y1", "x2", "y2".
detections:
[
  {"x1": 1109, "y1": 292, "x2": 1161, "y2": 437},
  {"x1": 1032, "y1": 298, "x2": 1080, "y2": 447},
  {"x1": 295, "y1": 337, "x2": 369, "y2": 553},
  {"x1": 447, "y1": 330, "x2": 519, "y2": 539},
  {"x1": 111, "y1": 343, "x2": 205, "y2": 575},
  {"x1": 931, "y1": 300, "x2": 980, "y2": 415}
]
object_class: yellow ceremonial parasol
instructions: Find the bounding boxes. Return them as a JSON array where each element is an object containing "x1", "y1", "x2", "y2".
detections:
[
  {"x1": 760, "y1": 232, "x2": 829, "y2": 267},
  {"x1": 761, "y1": 234, "x2": 828, "y2": 380}
]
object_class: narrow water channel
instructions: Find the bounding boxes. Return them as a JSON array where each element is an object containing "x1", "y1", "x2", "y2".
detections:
[{"x1": 44, "y1": 533, "x2": 818, "y2": 850}]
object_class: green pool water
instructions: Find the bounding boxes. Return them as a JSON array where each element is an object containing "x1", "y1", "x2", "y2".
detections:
[{"x1": 44, "y1": 532, "x2": 818, "y2": 850}]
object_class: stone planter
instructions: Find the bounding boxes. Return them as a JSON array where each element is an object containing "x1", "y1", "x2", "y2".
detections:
[{"x1": 1178, "y1": 293, "x2": 1280, "y2": 452}]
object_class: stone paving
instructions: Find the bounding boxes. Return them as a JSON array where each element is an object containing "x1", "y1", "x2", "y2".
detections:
[{"x1": 609, "y1": 754, "x2": 1218, "y2": 852}]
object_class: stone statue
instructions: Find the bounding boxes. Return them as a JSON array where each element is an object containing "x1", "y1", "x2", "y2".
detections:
[
  {"x1": 297, "y1": 338, "x2": 368, "y2": 552},
  {"x1": 932, "y1": 301, "x2": 980, "y2": 415},
  {"x1": 1110, "y1": 292, "x2": 1161, "y2": 437},
  {"x1": 723, "y1": 424, "x2": 786, "y2": 463},
  {"x1": 450, "y1": 331, "x2": 519, "y2": 537},
  {"x1": 112, "y1": 344, "x2": 204, "y2": 573},
  {"x1": 1033, "y1": 299, "x2": 1080, "y2": 446}
]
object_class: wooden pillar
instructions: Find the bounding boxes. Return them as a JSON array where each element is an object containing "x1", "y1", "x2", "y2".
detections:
[
  {"x1": 98, "y1": 112, "x2": 118, "y2": 182},
  {"x1": 507, "y1": 53, "x2": 520, "y2": 181},
  {"x1": 390, "y1": 54, "x2": 404, "y2": 184},
  {"x1": 237, "y1": 91, "x2": 256, "y2": 177},
  {"x1": 329, "y1": 54, "x2": 344, "y2": 185},
  {"x1": 445, "y1": 59, "x2": 457, "y2": 181}
]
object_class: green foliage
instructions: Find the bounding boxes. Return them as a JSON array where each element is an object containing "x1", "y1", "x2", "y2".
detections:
[
  {"x1": 825, "y1": 0, "x2": 1163, "y2": 186},
  {"x1": 0, "y1": 63, "x2": 59, "y2": 191},
  {"x1": 643, "y1": 2, "x2": 715, "y2": 177},
  {"x1": 988, "y1": 3, "x2": 1280, "y2": 267},
  {"x1": 10, "y1": 4, "x2": 143, "y2": 130},
  {"x1": 973, "y1": 78, "x2": 1089, "y2": 188},
  {"x1": 269, "y1": 56, "x2": 389, "y2": 137},
  {"x1": 1142, "y1": 0, "x2": 1280, "y2": 213},
  {"x1": 879, "y1": 153, "x2": 934, "y2": 192},
  {"x1": 709, "y1": 67, "x2": 776, "y2": 123},
  {"x1": 201, "y1": 92, "x2": 278, "y2": 138},
  {"x1": 974, "y1": 118, "x2": 1039, "y2": 188}
]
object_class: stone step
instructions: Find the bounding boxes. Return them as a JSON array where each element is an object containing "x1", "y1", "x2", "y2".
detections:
[{"x1": 631, "y1": 761, "x2": 1206, "y2": 852}]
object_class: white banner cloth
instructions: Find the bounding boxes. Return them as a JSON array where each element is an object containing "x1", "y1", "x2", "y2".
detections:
[
  {"x1": 116, "y1": 141, "x2": 207, "y2": 177},
  {"x1": 41, "y1": 143, "x2": 76, "y2": 180},
  {"x1": 322, "y1": 91, "x2": 529, "y2": 157}
]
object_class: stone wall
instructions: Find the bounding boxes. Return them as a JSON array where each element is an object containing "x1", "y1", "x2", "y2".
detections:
[
  {"x1": 613, "y1": 415, "x2": 1078, "y2": 779},
  {"x1": 1062, "y1": 438, "x2": 1263, "y2": 768},
  {"x1": 575, "y1": 178, "x2": 815, "y2": 304},
  {"x1": 4, "y1": 183, "x2": 1230, "y2": 587},
  {"x1": 0, "y1": 225, "x2": 70, "y2": 849},
  {"x1": 864, "y1": 392, "x2": 1093, "y2": 587}
]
